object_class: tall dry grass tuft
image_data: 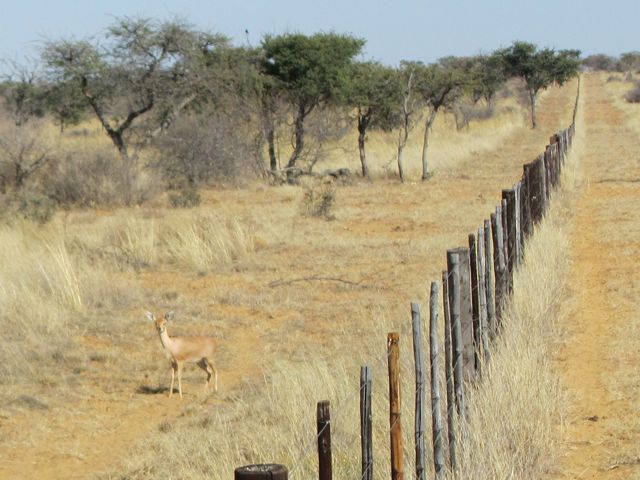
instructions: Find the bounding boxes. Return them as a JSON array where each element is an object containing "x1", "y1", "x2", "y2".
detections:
[
  {"x1": 0, "y1": 222, "x2": 87, "y2": 386},
  {"x1": 162, "y1": 213, "x2": 255, "y2": 272}
]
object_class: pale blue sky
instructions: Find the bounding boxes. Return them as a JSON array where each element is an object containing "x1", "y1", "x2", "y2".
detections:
[{"x1": 0, "y1": 0, "x2": 638, "y2": 69}]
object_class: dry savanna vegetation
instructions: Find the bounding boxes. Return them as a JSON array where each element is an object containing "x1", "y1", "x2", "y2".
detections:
[
  {"x1": 0, "y1": 24, "x2": 638, "y2": 479},
  {"x1": 0, "y1": 75, "x2": 579, "y2": 478}
]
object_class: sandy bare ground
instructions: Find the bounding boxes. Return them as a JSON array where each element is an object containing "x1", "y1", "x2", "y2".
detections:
[
  {"x1": 555, "y1": 74, "x2": 640, "y2": 478},
  {"x1": 0, "y1": 83, "x2": 581, "y2": 479}
]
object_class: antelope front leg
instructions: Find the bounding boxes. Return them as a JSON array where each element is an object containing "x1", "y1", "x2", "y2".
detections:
[
  {"x1": 177, "y1": 362, "x2": 184, "y2": 399},
  {"x1": 169, "y1": 360, "x2": 177, "y2": 398}
]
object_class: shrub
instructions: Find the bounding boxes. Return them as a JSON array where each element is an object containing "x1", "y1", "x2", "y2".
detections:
[
  {"x1": 168, "y1": 187, "x2": 201, "y2": 208},
  {"x1": 625, "y1": 81, "x2": 640, "y2": 103},
  {"x1": 44, "y1": 148, "x2": 159, "y2": 207},
  {"x1": 15, "y1": 191, "x2": 57, "y2": 224},
  {"x1": 0, "y1": 189, "x2": 57, "y2": 225},
  {"x1": 301, "y1": 181, "x2": 336, "y2": 219},
  {"x1": 153, "y1": 114, "x2": 258, "y2": 187}
]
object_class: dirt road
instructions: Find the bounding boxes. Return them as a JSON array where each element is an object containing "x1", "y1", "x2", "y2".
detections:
[{"x1": 555, "y1": 74, "x2": 640, "y2": 478}]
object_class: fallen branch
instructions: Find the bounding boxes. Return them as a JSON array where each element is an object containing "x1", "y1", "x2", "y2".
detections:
[{"x1": 268, "y1": 274, "x2": 365, "y2": 288}]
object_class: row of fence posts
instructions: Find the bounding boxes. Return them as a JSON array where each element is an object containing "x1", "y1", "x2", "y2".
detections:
[{"x1": 235, "y1": 83, "x2": 580, "y2": 480}]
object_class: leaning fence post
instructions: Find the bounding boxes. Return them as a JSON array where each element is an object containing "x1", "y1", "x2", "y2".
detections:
[
  {"x1": 388, "y1": 332, "x2": 404, "y2": 480},
  {"x1": 360, "y1": 366, "x2": 373, "y2": 480},
  {"x1": 317, "y1": 400, "x2": 332, "y2": 480},
  {"x1": 429, "y1": 282, "x2": 445, "y2": 478},
  {"x1": 411, "y1": 303, "x2": 426, "y2": 480},
  {"x1": 235, "y1": 464, "x2": 288, "y2": 480},
  {"x1": 442, "y1": 271, "x2": 457, "y2": 470}
]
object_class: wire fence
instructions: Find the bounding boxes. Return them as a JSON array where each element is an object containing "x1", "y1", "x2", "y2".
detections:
[{"x1": 235, "y1": 79, "x2": 581, "y2": 480}]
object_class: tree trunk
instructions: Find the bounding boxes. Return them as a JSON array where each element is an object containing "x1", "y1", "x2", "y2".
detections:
[
  {"x1": 529, "y1": 89, "x2": 537, "y2": 129},
  {"x1": 287, "y1": 103, "x2": 307, "y2": 176},
  {"x1": 397, "y1": 127, "x2": 407, "y2": 183},
  {"x1": 260, "y1": 95, "x2": 278, "y2": 172},
  {"x1": 108, "y1": 130, "x2": 129, "y2": 160},
  {"x1": 357, "y1": 110, "x2": 370, "y2": 178},
  {"x1": 267, "y1": 127, "x2": 277, "y2": 172},
  {"x1": 421, "y1": 109, "x2": 437, "y2": 181}
]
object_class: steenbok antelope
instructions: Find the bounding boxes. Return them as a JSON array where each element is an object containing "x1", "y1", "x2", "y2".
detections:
[{"x1": 145, "y1": 311, "x2": 218, "y2": 398}]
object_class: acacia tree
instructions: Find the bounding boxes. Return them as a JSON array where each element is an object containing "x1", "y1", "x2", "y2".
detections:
[
  {"x1": 498, "y1": 41, "x2": 580, "y2": 128},
  {"x1": 261, "y1": 32, "x2": 364, "y2": 180},
  {"x1": 344, "y1": 62, "x2": 400, "y2": 178},
  {"x1": 42, "y1": 17, "x2": 226, "y2": 161},
  {"x1": 414, "y1": 61, "x2": 465, "y2": 180}
]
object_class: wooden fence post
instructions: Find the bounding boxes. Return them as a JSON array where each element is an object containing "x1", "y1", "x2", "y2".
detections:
[
  {"x1": 235, "y1": 464, "x2": 288, "y2": 480},
  {"x1": 441, "y1": 272, "x2": 457, "y2": 470},
  {"x1": 477, "y1": 227, "x2": 490, "y2": 364},
  {"x1": 317, "y1": 401, "x2": 332, "y2": 480},
  {"x1": 483, "y1": 219, "x2": 496, "y2": 337},
  {"x1": 501, "y1": 198, "x2": 510, "y2": 293},
  {"x1": 514, "y1": 182, "x2": 523, "y2": 265},
  {"x1": 502, "y1": 189, "x2": 517, "y2": 293},
  {"x1": 429, "y1": 282, "x2": 445, "y2": 478},
  {"x1": 539, "y1": 154, "x2": 548, "y2": 215},
  {"x1": 529, "y1": 155, "x2": 545, "y2": 224},
  {"x1": 448, "y1": 253, "x2": 466, "y2": 419},
  {"x1": 360, "y1": 366, "x2": 373, "y2": 480},
  {"x1": 491, "y1": 207, "x2": 506, "y2": 326},
  {"x1": 521, "y1": 163, "x2": 533, "y2": 239},
  {"x1": 544, "y1": 146, "x2": 552, "y2": 199},
  {"x1": 447, "y1": 248, "x2": 475, "y2": 380},
  {"x1": 468, "y1": 233, "x2": 481, "y2": 373},
  {"x1": 388, "y1": 332, "x2": 404, "y2": 480},
  {"x1": 411, "y1": 303, "x2": 426, "y2": 480}
]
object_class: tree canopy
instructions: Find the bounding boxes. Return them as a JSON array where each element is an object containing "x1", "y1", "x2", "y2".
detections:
[
  {"x1": 42, "y1": 17, "x2": 228, "y2": 160},
  {"x1": 261, "y1": 32, "x2": 365, "y2": 177},
  {"x1": 498, "y1": 41, "x2": 580, "y2": 128}
]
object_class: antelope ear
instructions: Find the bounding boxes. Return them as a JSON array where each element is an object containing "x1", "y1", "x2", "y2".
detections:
[
  {"x1": 144, "y1": 311, "x2": 155, "y2": 322},
  {"x1": 165, "y1": 311, "x2": 175, "y2": 321}
]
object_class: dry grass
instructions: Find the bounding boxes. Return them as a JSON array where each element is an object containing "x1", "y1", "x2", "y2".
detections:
[
  {"x1": 0, "y1": 222, "x2": 86, "y2": 387},
  {"x1": 602, "y1": 72, "x2": 640, "y2": 135}
]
